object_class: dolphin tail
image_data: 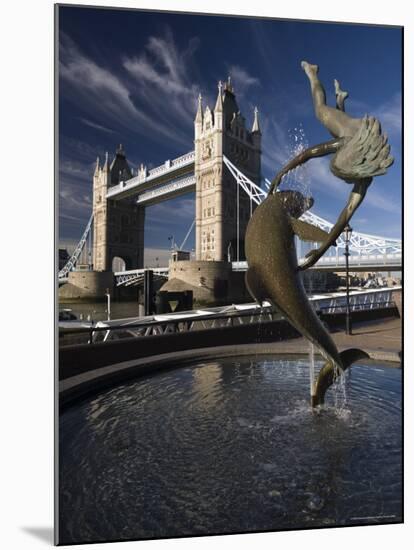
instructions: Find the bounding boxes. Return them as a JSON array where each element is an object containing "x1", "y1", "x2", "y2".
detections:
[{"x1": 311, "y1": 348, "x2": 370, "y2": 407}]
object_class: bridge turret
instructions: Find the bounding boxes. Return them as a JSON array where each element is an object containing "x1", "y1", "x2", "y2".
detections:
[
  {"x1": 194, "y1": 93, "x2": 203, "y2": 139},
  {"x1": 93, "y1": 144, "x2": 145, "y2": 272},
  {"x1": 103, "y1": 151, "x2": 110, "y2": 173},
  {"x1": 252, "y1": 106, "x2": 261, "y2": 134},
  {"x1": 94, "y1": 156, "x2": 100, "y2": 177},
  {"x1": 194, "y1": 77, "x2": 261, "y2": 262},
  {"x1": 214, "y1": 81, "x2": 224, "y2": 131},
  {"x1": 251, "y1": 106, "x2": 262, "y2": 153},
  {"x1": 110, "y1": 144, "x2": 132, "y2": 186}
]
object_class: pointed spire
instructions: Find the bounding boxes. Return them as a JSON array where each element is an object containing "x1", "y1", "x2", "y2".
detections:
[
  {"x1": 103, "y1": 151, "x2": 110, "y2": 172},
  {"x1": 195, "y1": 93, "x2": 203, "y2": 123},
  {"x1": 224, "y1": 75, "x2": 233, "y2": 93},
  {"x1": 94, "y1": 156, "x2": 100, "y2": 175},
  {"x1": 252, "y1": 106, "x2": 261, "y2": 133},
  {"x1": 116, "y1": 143, "x2": 125, "y2": 157},
  {"x1": 214, "y1": 80, "x2": 223, "y2": 113}
]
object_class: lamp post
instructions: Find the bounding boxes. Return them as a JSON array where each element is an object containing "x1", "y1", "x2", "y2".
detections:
[
  {"x1": 344, "y1": 224, "x2": 352, "y2": 335},
  {"x1": 105, "y1": 288, "x2": 111, "y2": 321}
]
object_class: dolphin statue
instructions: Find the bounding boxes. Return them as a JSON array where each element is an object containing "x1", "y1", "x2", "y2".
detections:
[{"x1": 244, "y1": 190, "x2": 369, "y2": 406}]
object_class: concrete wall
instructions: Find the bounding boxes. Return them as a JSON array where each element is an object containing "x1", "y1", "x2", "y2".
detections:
[
  {"x1": 165, "y1": 259, "x2": 248, "y2": 303},
  {"x1": 60, "y1": 271, "x2": 114, "y2": 301},
  {"x1": 59, "y1": 305, "x2": 400, "y2": 383},
  {"x1": 390, "y1": 287, "x2": 402, "y2": 316}
]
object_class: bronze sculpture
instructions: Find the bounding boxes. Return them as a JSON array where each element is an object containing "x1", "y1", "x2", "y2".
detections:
[
  {"x1": 245, "y1": 62, "x2": 393, "y2": 406},
  {"x1": 269, "y1": 61, "x2": 394, "y2": 270},
  {"x1": 245, "y1": 191, "x2": 369, "y2": 406}
]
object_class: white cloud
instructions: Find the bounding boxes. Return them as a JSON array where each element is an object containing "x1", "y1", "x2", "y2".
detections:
[
  {"x1": 80, "y1": 118, "x2": 115, "y2": 134},
  {"x1": 342, "y1": 92, "x2": 401, "y2": 138},
  {"x1": 227, "y1": 65, "x2": 260, "y2": 97},
  {"x1": 122, "y1": 30, "x2": 204, "y2": 139},
  {"x1": 374, "y1": 92, "x2": 401, "y2": 136},
  {"x1": 59, "y1": 32, "x2": 195, "y2": 148}
]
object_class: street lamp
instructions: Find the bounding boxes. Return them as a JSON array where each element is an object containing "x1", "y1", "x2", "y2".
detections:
[{"x1": 344, "y1": 224, "x2": 352, "y2": 335}]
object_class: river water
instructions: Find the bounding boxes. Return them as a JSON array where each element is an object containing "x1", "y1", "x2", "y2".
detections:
[{"x1": 59, "y1": 300, "x2": 142, "y2": 322}]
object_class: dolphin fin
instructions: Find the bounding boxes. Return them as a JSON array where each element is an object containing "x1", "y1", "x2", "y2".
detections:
[
  {"x1": 311, "y1": 348, "x2": 370, "y2": 407},
  {"x1": 290, "y1": 218, "x2": 330, "y2": 243}
]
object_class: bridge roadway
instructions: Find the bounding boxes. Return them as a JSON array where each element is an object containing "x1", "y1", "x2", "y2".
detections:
[
  {"x1": 106, "y1": 151, "x2": 195, "y2": 202},
  {"x1": 114, "y1": 253, "x2": 401, "y2": 286},
  {"x1": 231, "y1": 254, "x2": 402, "y2": 273}
]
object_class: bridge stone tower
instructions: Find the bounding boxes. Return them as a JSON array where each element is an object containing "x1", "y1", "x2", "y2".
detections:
[
  {"x1": 92, "y1": 145, "x2": 145, "y2": 272},
  {"x1": 194, "y1": 78, "x2": 261, "y2": 261}
]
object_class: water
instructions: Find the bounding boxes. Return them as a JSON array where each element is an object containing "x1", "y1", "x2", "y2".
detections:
[
  {"x1": 59, "y1": 300, "x2": 141, "y2": 322},
  {"x1": 308, "y1": 342, "x2": 316, "y2": 397},
  {"x1": 279, "y1": 123, "x2": 311, "y2": 197},
  {"x1": 59, "y1": 356, "x2": 402, "y2": 544}
]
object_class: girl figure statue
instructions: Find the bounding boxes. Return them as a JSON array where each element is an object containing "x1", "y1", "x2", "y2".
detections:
[{"x1": 270, "y1": 61, "x2": 394, "y2": 270}]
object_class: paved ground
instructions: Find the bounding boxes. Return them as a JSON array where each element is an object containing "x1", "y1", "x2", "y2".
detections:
[{"x1": 273, "y1": 316, "x2": 402, "y2": 363}]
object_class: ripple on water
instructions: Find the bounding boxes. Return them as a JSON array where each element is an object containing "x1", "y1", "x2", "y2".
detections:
[{"x1": 59, "y1": 356, "x2": 402, "y2": 544}]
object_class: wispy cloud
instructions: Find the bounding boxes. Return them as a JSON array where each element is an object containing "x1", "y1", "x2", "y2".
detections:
[
  {"x1": 79, "y1": 118, "x2": 116, "y2": 134},
  {"x1": 123, "y1": 29, "x2": 201, "y2": 129},
  {"x1": 363, "y1": 187, "x2": 401, "y2": 215},
  {"x1": 344, "y1": 92, "x2": 401, "y2": 138},
  {"x1": 374, "y1": 92, "x2": 401, "y2": 136},
  {"x1": 59, "y1": 31, "x2": 197, "y2": 148}
]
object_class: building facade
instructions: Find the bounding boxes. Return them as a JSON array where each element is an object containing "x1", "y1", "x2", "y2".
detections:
[{"x1": 194, "y1": 78, "x2": 261, "y2": 261}]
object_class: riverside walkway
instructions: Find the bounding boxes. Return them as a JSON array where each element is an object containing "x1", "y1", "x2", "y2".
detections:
[{"x1": 270, "y1": 317, "x2": 401, "y2": 363}]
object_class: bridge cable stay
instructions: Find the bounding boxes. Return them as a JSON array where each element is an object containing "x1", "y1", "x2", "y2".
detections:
[
  {"x1": 223, "y1": 155, "x2": 401, "y2": 258},
  {"x1": 58, "y1": 214, "x2": 94, "y2": 279},
  {"x1": 179, "y1": 219, "x2": 196, "y2": 251}
]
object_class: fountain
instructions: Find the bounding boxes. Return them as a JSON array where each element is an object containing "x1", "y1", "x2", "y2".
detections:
[
  {"x1": 59, "y1": 357, "x2": 401, "y2": 543},
  {"x1": 58, "y1": 62, "x2": 400, "y2": 544},
  {"x1": 246, "y1": 60, "x2": 394, "y2": 406}
]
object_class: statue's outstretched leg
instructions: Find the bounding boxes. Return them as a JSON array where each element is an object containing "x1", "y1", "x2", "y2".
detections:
[
  {"x1": 334, "y1": 79, "x2": 348, "y2": 112},
  {"x1": 301, "y1": 61, "x2": 361, "y2": 138}
]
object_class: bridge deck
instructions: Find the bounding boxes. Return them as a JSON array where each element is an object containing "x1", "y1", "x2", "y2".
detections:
[{"x1": 107, "y1": 151, "x2": 195, "y2": 201}]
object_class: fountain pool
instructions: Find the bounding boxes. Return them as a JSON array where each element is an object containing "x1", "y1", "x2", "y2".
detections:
[{"x1": 59, "y1": 356, "x2": 402, "y2": 544}]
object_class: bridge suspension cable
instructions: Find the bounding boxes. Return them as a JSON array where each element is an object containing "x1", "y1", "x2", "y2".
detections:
[
  {"x1": 223, "y1": 155, "x2": 401, "y2": 258},
  {"x1": 223, "y1": 156, "x2": 267, "y2": 205},
  {"x1": 59, "y1": 214, "x2": 94, "y2": 279},
  {"x1": 180, "y1": 219, "x2": 195, "y2": 250}
]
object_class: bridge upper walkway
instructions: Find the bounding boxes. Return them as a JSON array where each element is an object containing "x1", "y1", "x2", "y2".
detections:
[
  {"x1": 106, "y1": 151, "x2": 195, "y2": 201},
  {"x1": 60, "y1": 150, "x2": 401, "y2": 281}
]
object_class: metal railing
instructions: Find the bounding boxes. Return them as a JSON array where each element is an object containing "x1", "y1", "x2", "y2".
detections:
[
  {"x1": 59, "y1": 306, "x2": 280, "y2": 345},
  {"x1": 59, "y1": 292, "x2": 399, "y2": 346}
]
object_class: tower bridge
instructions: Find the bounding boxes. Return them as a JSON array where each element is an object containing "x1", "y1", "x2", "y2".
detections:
[{"x1": 59, "y1": 77, "x2": 401, "y2": 300}]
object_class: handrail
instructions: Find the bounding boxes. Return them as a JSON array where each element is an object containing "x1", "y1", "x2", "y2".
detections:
[{"x1": 59, "y1": 299, "x2": 398, "y2": 344}]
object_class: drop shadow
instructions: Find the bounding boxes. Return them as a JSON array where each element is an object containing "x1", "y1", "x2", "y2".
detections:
[{"x1": 21, "y1": 526, "x2": 54, "y2": 545}]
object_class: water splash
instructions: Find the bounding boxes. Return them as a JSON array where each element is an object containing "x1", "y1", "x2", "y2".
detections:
[
  {"x1": 331, "y1": 363, "x2": 348, "y2": 416},
  {"x1": 308, "y1": 342, "x2": 316, "y2": 400},
  {"x1": 279, "y1": 123, "x2": 311, "y2": 198}
]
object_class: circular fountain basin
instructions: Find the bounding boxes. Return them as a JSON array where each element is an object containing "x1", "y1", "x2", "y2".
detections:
[{"x1": 59, "y1": 356, "x2": 402, "y2": 544}]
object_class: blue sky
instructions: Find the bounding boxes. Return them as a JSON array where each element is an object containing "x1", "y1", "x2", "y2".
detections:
[{"x1": 58, "y1": 6, "x2": 402, "y2": 263}]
